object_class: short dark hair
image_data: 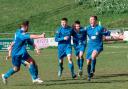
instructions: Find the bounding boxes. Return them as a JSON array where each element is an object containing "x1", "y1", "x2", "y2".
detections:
[
  {"x1": 22, "y1": 20, "x2": 29, "y2": 26},
  {"x1": 74, "y1": 20, "x2": 80, "y2": 24},
  {"x1": 61, "y1": 18, "x2": 68, "y2": 22},
  {"x1": 91, "y1": 16, "x2": 98, "y2": 21}
]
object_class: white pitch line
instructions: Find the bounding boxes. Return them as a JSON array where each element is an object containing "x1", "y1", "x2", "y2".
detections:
[
  {"x1": 103, "y1": 51, "x2": 127, "y2": 54},
  {"x1": 105, "y1": 45, "x2": 128, "y2": 48}
]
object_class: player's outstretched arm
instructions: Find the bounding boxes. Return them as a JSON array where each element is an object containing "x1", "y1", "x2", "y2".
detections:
[
  {"x1": 30, "y1": 33, "x2": 45, "y2": 39},
  {"x1": 104, "y1": 33, "x2": 124, "y2": 41},
  {"x1": 111, "y1": 33, "x2": 124, "y2": 40}
]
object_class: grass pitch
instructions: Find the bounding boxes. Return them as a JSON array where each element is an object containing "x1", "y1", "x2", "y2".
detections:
[{"x1": 0, "y1": 43, "x2": 128, "y2": 89}]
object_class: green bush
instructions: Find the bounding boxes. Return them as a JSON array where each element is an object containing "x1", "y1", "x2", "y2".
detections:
[{"x1": 84, "y1": 0, "x2": 128, "y2": 14}]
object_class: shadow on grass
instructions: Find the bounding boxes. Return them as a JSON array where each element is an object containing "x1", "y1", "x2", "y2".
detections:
[
  {"x1": 95, "y1": 73, "x2": 128, "y2": 79},
  {"x1": 13, "y1": 79, "x2": 128, "y2": 86},
  {"x1": 13, "y1": 81, "x2": 111, "y2": 87},
  {"x1": 12, "y1": 73, "x2": 128, "y2": 86},
  {"x1": 44, "y1": 81, "x2": 111, "y2": 86}
]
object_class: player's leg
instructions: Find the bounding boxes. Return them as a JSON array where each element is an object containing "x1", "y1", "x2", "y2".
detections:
[
  {"x1": 24, "y1": 58, "x2": 37, "y2": 80},
  {"x1": 21, "y1": 58, "x2": 39, "y2": 78},
  {"x1": 2, "y1": 66, "x2": 20, "y2": 85},
  {"x1": 57, "y1": 46, "x2": 65, "y2": 78},
  {"x1": 74, "y1": 47, "x2": 81, "y2": 72},
  {"x1": 25, "y1": 57, "x2": 43, "y2": 84},
  {"x1": 76, "y1": 56, "x2": 80, "y2": 69},
  {"x1": 78, "y1": 51, "x2": 84, "y2": 76},
  {"x1": 67, "y1": 54, "x2": 76, "y2": 79},
  {"x1": 58, "y1": 58, "x2": 64, "y2": 78},
  {"x1": 21, "y1": 58, "x2": 43, "y2": 84},
  {"x1": 66, "y1": 46, "x2": 76, "y2": 79},
  {"x1": 86, "y1": 49, "x2": 92, "y2": 81},
  {"x1": 2, "y1": 56, "x2": 21, "y2": 84},
  {"x1": 91, "y1": 50, "x2": 98, "y2": 76},
  {"x1": 79, "y1": 51, "x2": 84, "y2": 71},
  {"x1": 86, "y1": 59, "x2": 91, "y2": 81},
  {"x1": 91, "y1": 48, "x2": 102, "y2": 77},
  {"x1": 76, "y1": 56, "x2": 81, "y2": 73},
  {"x1": 22, "y1": 54, "x2": 38, "y2": 80}
]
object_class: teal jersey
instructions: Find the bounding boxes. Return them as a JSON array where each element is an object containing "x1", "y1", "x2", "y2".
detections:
[
  {"x1": 86, "y1": 25, "x2": 110, "y2": 48},
  {"x1": 12, "y1": 29, "x2": 31, "y2": 56},
  {"x1": 55, "y1": 26, "x2": 72, "y2": 59}
]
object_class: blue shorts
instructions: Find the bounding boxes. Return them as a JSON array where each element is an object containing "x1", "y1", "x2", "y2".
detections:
[
  {"x1": 12, "y1": 53, "x2": 30, "y2": 67},
  {"x1": 74, "y1": 45, "x2": 85, "y2": 56},
  {"x1": 86, "y1": 47, "x2": 103, "y2": 60},
  {"x1": 58, "y1": 44, "x2": 72, "y2": 59}
]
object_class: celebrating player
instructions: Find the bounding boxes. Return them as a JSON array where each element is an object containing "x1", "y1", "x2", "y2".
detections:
[
  {"x1": 55, "y1": 18, "x2": 77, "y2": 79},
  {"x1": 2, "y1": 21, "x2": 45, "y2": 84},
  {"x1": 85, "y1": 16, "x2": 111, "y2": 81},
  {"x1": 72, "y1": 20, "x2": 86, "y2": 77}
]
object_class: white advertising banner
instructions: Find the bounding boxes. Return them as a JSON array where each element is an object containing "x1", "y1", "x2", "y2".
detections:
[
  {"x1": 34, "y1": 38, "x2": 58, "y2": 49},
  {"x1": 123, "y1": 31, "x2": 128, "y2": 41}
]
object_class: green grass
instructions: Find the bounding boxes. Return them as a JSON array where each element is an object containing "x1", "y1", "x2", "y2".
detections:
[
  {"x1": 0, "y1": 43, "x2": 128, "y2": 89},
  {"x1": 0, "y1": 0, "x2": 75, "y2": 32},
  {"x1": 0, "y1": 0, "x2": 128, "y2": 34},
  {"x1": 0, "y1": 0, "x2": 73, "y2": 25}
]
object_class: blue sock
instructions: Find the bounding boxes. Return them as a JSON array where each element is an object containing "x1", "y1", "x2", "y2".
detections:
[
  {"x1": 29, "y1": 64, "x2": 38, "y2": 80},
  {"x1": 4, "y1": 68, "x2": 16, "y2": 79},
  {"x1": 87, "y1": 64, "x2": 91, "y2": 78},
  {"x1": 77, "y1": 59, "x2": 80, "y2": 70},
  {"x1": 58, "y1": 62, "x2": 63, "y2": 71},
  {"x1": 79, "y1": 59, "x2": 84, "y2": 70},
  {"x1": 91, "y1": 59, "x2": 96, "y2": 73},
  {"x1": 68, "y1": 62, "x2": 75, "y2": 77},
  {"x1": 35, "y1": 65, "x2": 38, "y2": 78}
]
